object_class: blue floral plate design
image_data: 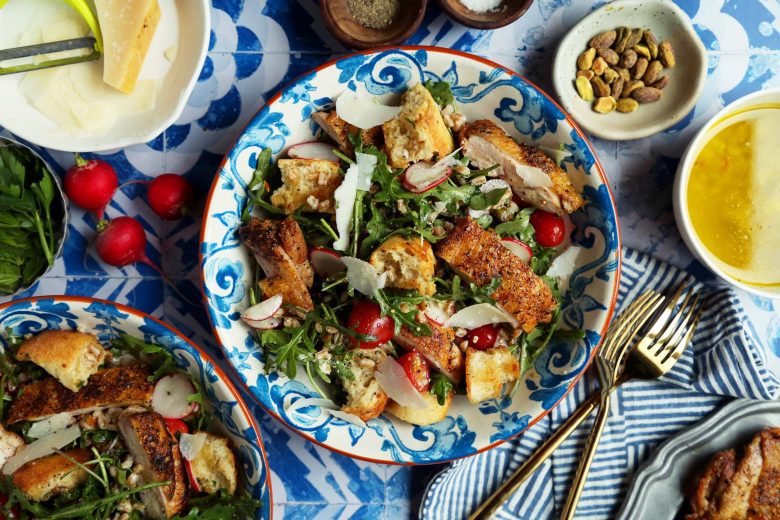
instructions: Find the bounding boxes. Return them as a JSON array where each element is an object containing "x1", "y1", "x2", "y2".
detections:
[
  {"x1": 200, "y1": 46, "x2": 621, "y2": 465},
  {"x1": 0, "y1": 296, "x2": 272, "y2": 519}
]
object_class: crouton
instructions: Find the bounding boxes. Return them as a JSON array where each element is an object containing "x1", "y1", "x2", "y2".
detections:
[
  {"x1": 189, "y1": 432, "x2": 237, "y2": 495},
  {"x1": 0, "y1": 425, "x2": 23, "y2": 471},
  {"x1": 312, "y1": 110, "x2": 384, "y2": 154},
  {"x1": 341, "y1": 348, "x2": 389, "y2": 422},
  {"x1": 12, "y1": 449, "x2": 91, "y2": 502},
  {"x1": 369, "y1": 235, "x2": 436, "y2": 296},
  {"x1": 270, "y1": 159, "x2": 342, "y2": 214},
  {"x1": 382, "y1": 84, "x2": 455, "y2": 168},
  {"x1": 385, "y1": 391, "x2": 453, "y2": 426},
  {"x1": 465, "y1": 346, "x2": 520, "y2": 403},
  {"x1": 15, "y1": 330, "x2": 109, "y2": 392}
]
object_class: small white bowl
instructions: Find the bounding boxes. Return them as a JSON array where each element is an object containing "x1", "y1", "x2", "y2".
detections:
[
  {"x1": 552, "y1": 0, "x2": 707, "y2": 141},
  {"x1": 673, "y1": 88, "x2": 780, "y2": 299},
  {"x1": 0, "y1": 0, "x2": 209, "y2": 152}
]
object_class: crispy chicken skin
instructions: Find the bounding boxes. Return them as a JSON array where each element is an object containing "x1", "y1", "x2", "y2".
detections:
[
  {"x1": 118, "y1": 410, "x2": 188, "y2": 519},
  {"x1": 7, "y1": 364, "x2": 154, "y2": 424},
  {"x1": 687, "y1": 427, "x2": 780, "y2": 520},
  {"x1": 312, "y1": 110, "x2": 384, "y2": 154},
  {"x1": 459, "y1": 120, "x2": 584, "y2": 215},
  {"x1": 435, "y1": 217, "x2": 557, "y2": 333},
  {"x1": 394, "y1": 322, "x2": 464, "y2": 383},
  {"x1": 239, "y1": 217, "x2": 315, "y2": 311},
  {"x1": 15, "y1": 330, "x2": 109, "y2": 392},
  {"x1": 12, "y1": 449, "x2": 91, "y2": 502}
]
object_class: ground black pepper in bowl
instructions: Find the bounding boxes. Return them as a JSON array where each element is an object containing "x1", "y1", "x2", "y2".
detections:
[{"x1": 347, "y1": 0, "x2": 400, "y2": 29}]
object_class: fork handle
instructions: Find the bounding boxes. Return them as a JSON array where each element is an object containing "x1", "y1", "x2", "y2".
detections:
[
  {"x1": 560, "y1": 392, "x2": 612, "y2": 520},
  {"x1": 468, "y1": 391, "x2": 601, "y2": 520}
]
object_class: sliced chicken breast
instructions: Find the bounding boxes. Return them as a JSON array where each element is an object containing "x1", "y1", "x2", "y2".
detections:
[
  {"x1": 394, "y1": 322, "x2": 464, "y2": 383},
  {"x1": 7, "y1": 364, "x2": 154, "y2": 424},
  {"x1": 239, "y1": 217, "x2": 314, "y2": 311},
  {"x1": 460, "y1": 120, "x2": 584, "y2": 215},
  {"x1": 312, "y1": 110, "x2": 383, "y2": 154},
  {"x1": 435, "y1": 217, "x2": 557, "y2": 333},
  {"x1": 117, "y1": 410, "x2": 188, "y2": 519}
]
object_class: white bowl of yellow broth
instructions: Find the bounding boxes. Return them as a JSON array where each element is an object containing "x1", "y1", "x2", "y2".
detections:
[{"x1": 674, "y1": 88, "x2": 780, "y2": 299}]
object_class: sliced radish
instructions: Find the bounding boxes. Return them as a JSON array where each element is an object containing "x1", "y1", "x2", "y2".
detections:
[
  {"x1": 151, "y1": 373, "x2": 196, "y2": 419},
  {"x1": 374, "y1": 357, "x2": 431, "y2": 410},
  {"x1": 2, "y1": 425, "x2": 81, "y2": 475},
  {"x1": 288, "y1": 142, "x2": 339, "y2": 162},
  {"x1": 184, "y1": 459, "x2": 201, "y2": 493},
  {"x1": 335, "y1": 90, "x2": 401, "y2": 130},
  {"x1": 402, "y1": 161, "x2": 452, "y2": 193},
  {"x1": 243, "y1": 317, "x2": 281, "y2": 330},
  {"x1": 309, "y1": 247, "x2": 346, "y2": 278},
  {"x1": 444, "y1": 303, "x2": 519, "y2": 330},
  {"x1": 241, "y1": 294, "x2": 283, "y2": 322},
  {"x1": 424, "y1": 300, "x2": 453, "y2": 326},
  {"x1": 327, "y1": 409, "x2": 367, "y2": 428},
  {"x1": 178, "y1": 432, "x2": 206, "y2": 461},
  {"x1": 502, "y1": 238, "x2": 533, "y2": 263},
  {"x1": 342, "y1": 256, "x2": 387, "y2": 297}
]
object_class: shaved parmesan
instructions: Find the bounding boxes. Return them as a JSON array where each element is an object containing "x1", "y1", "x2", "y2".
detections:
[
  {"x1": 480, "y1": 179, "x2": 510, "y2": 194},
  {"x1": 355, "y1": 152, "x2": 377, "y2": 191},
  {"x1": 179, "y1": 432, "x2": 207, "y2": 462},
  {"x1": 444, "y1": 303, "x2": 520, "y2": 329},
  {"x1": 327, "y1": 409, "x2": 367, "y2": 428},
  {"x1": 2, "y1": 425, "x2": 81, "y2": 475},
  {"x1": 341, "y1": 257, "x2": 387, "y2": 296},
  {"x1": 512, "y1": 161, "x2": 552, "y2": 188},
  {"x1": 27, "y1": 413, "x2": 75, "y2": 439},
  {"x1": 333, "y1": 162, "x2": 360, "y2": 251},
  {"x1": 546, "y1": 246, "x2": 582, "y2": 291},
  {"x1": 335, "y1": 91, "x2": 402, "y2": 130},
  {"x1": 286, "y1": 397, "x2": 338, "y2": 415},
  {"x1": 375, "y1": 357, "x2": 430, "y2": 410}
]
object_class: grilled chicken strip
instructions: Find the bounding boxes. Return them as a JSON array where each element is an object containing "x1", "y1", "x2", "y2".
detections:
[
  {"x1": 459, "y1": 120, "x2": 584, "y2": 215},
  {"x1": 312, "y1": 110, "x2": 383, "y2": 154},
  {"x1": 12, "y1": 449, "x2": 91, "y2": 502},
  {"x1": 7, "y1": 364, "x2": 154, "y2": 424},
  {"x1": 239, "y1": 217, "x2": 315, "y2": 311},
  {"x1": 394, "y1": 322, "x2": 464, "y2": 383},
  {"x1": 118, "y1": 410, "x2": 188, "y2": 519},
  {"x1": 435, "y1": 217, "x2": 557, "y2": 333}
]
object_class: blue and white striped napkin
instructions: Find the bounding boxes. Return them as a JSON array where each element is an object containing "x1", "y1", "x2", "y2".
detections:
[{"x1": 420, "y1": 248, "x2": 780, "y2": 520}]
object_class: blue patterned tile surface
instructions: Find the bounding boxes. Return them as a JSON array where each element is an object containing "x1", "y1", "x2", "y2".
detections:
[{"x1": 2, "y1": 0, "x2": 779, "y2": 518}]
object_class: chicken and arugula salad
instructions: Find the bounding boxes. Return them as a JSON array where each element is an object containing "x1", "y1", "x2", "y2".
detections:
[
  {"x1": 239, "y1": 80, "x2": 586, "y2": 427},
  {"x1": 0, "y1": 330, "x2": 261, "y2": 519}
]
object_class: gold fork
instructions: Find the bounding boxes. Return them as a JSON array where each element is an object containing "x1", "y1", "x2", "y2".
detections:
[
  {"x1": 560, "y1": 285, "x2": 703, "y2": 519},
  {"x1": 468, "y1": 289, "x2": 667, "y2": 520}
]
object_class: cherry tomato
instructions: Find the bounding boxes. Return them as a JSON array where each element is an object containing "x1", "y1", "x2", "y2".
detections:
[
  {"x1": 398, "y1": 351, "x2": 431, "y2": 393},
  {"x1": 164, "y1": 418, "x2": 190, "y2": 436},
  {"x1": 530, "y1": 210, "x2": 565, "y2": 247},
  {"x1": 346, "y1": 300, "x2": 394, "y2": 349},
  {"x1": 184, "y1": 459, "x2": 202, "y2": 493},
  {"x1": 466, "y1": 324, "x2": 499, "y2": 350},
  {"x1": 0, "y1": 493, "x2": 18, "y2": 519}
]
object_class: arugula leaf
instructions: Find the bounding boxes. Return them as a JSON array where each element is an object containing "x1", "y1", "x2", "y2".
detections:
[
  {"x1": 424, "y1": 80, "x2": 455, "y2": 108},
  {"x1": 242, "y1": 148, "x2": 283, "y2": 222},
  {"x1": 468, "y1": 187, "x2": 507, "y2": 211},
  {"x1": 434, "y1": 275, "x2": 501, "y2": 307},
  {"x1": 430, "y1": 372, "x2": 455, "y2": 406},
  {"x1": 375, "y1": 289, "x2": 432, "y2": 336},
  {"x1": 494, "y1": 208, "x2": 560, "y2": 275},
  {"x1": 172, "y1": 491, "x2": 262, "y2": 519}
]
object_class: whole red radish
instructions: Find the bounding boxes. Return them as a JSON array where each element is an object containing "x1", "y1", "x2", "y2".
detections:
[
  {"x1": 64, "y1": 155, "x2": 117, "y2": 221},
  {"x1": 147, "y1": 174, "x2": 194, "y2": 220},
  {"x1": 95, "y1": 216, "x2": 159, "y2": 272}
]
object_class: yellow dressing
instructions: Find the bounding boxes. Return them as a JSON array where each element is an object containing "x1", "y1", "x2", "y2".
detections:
[{"x1": 687, "y1": 105, "x2": 780, "y2": 287}]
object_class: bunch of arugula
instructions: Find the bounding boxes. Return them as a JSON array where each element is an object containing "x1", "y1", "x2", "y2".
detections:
[{"x1": 0, "y1": 145, "x2": 63, "y2": 295}]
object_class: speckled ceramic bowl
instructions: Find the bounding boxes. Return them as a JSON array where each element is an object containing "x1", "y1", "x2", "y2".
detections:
[{"x1": 552, "y1": 0, "x2": 707, "y2": 141}]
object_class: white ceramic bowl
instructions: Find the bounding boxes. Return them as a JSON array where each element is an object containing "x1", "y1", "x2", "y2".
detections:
[
  {"x1": 673, "y1": 88, "x2": 780, "y2": 299},
  {"x1": 0, "y1": 0, "x2": 209, "y2": 152},
  {"x1": 552, "y1": 0, "x2": 707, "y2": 141}
]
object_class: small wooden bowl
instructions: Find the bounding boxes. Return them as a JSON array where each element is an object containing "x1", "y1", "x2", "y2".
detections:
[
  {"x1": 321, "y1": 0, "x2": 428, "y2": 50},
  {"x1": 438, "y1": 0, "x2": 534, "y2": 29}
]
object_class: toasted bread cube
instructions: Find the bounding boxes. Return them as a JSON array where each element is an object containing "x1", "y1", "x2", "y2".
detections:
[
  {"x1": 0, "y1": 425, "x2": 23, "y2": 470},
  {"x1": 465, "y1": 346, "x2": 520, "y2": 403},
  {"x1": 382, "y1": 84, "x2": 455, "y2": 168},
  {"x1": 12, "y1": 449, "x2": 91, "y2": 502},
  {"x1": 15, "y1": 330, "x2": 109, "y2": 392},
  {"x1": 312, "y1": 110, "x2": 384, "y2": 153},
  {"x1": 341, "y1": 348, "x2": 388, "y2": 422},
  {"x1": 369, "y1": 235, "x2": 436, "y2": 296},
  {"x1": 190, "y1": 432, "x2": 238, "y2": 495},
  {"x1": 270, "y1": 159, "x2": 342, "y2": 214},
  {"x1": 385, "y1": 391, "x2": 453, "y2": 426}
]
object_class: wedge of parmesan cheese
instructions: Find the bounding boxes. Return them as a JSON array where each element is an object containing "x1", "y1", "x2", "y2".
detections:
[{"x1": 93, "y1": 0, "x2": 161, "y2": 94}]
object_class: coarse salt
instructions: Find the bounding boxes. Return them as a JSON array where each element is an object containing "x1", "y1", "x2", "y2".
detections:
[{"x1": 459, "y1": 0, "x2": 503, "y2": 13}]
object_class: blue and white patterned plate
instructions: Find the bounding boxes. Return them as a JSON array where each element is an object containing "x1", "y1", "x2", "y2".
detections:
[
  {"x1": 0, "y1": 296, "x2": 272, "y2": 519},
  {"x1": 200, "y1": 46, "x2": 621, "y2": 465}
]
